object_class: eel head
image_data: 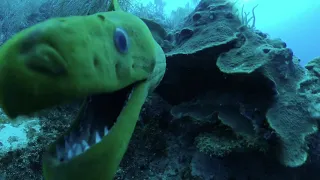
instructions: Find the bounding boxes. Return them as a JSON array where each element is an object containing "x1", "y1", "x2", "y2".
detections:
[{"x1": 0, "y1": 0, "x2": 166, "y2": 179}]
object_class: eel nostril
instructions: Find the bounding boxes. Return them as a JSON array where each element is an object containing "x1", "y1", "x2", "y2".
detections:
[
  {"x1": 24, "y1": 44, "x2": 67, "y2": 76},
  {"x1": 20, "y1": 30, "x2": 42, "y2": 54}
]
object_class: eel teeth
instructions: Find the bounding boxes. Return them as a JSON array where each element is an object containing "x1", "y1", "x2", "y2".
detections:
[
  {"x1": 57, "y1": 126, "x2": 110, "y2": 161},
  {"x1": 124, "y1": 87, "x2": 135, "y2": 107},
  {"x1": 55, "y1": 86, "x2": 136, "y2": 162},
  {"x1": 74, "y1": 144, "x2": 82, "y2": 156},
  {"x1": 82, "y1": 140, "x2": 90, "y2": 151},
  {"x1": 104, "y1": 126, "x2": 109, "y2": 136},
  {"x1": 95, "y1": 131, "x2": 102, "y2": 144},
  {"x1": 67, "y1": 149, "x2": 73, "y2": 160},
  {"x1": 127, "y1": 87, "x2": 134, "y2": 100}
]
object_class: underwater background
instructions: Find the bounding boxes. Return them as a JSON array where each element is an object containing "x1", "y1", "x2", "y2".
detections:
[{"x1": 0, "y1": 0, "x2": 319, "y2": 179}]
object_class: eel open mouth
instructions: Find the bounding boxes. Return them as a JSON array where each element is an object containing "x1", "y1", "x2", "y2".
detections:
[{"x1": 52, "y1": 83, "x2": 137, "y2": 163}]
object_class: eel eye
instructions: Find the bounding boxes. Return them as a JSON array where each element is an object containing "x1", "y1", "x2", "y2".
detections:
[{"x1": 114, "y1": 27, "x2": 129, "y2": 54}]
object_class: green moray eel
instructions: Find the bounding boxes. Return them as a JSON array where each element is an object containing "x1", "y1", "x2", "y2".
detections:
[{"x1": 0, "y1": 0, "x2": 166, "y2": 179}]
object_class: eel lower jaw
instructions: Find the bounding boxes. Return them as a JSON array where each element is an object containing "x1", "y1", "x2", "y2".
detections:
[{"x1": 45, "y1": 82, "x2": 140, "y2": 165}]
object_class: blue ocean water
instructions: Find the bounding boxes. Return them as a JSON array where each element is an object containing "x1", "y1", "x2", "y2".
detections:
[{"x1": 239, "y1": 0, "x2": 320, "y2": 65}]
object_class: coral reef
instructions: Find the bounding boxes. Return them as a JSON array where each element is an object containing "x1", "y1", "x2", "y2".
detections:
[{"x1": 156, "y1": 0, "x2": 318, "y2": 168}]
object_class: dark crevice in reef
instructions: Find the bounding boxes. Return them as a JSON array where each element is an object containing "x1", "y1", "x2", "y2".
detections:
[{"x1": 156, "y1": 51, "x2": 277, "y2": 107}]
